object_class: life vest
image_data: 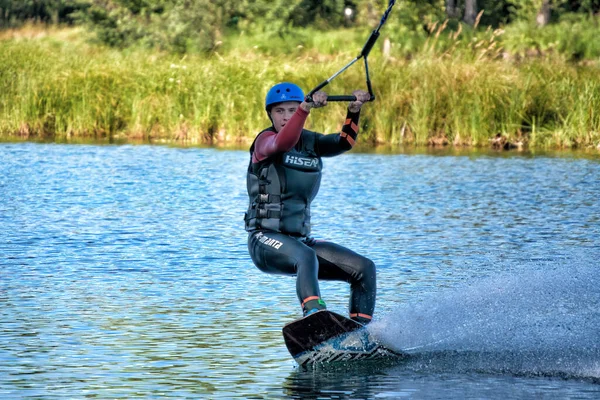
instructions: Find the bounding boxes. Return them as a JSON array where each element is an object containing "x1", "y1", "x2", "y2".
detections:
[{"x1": 245, "y1": 129, "x2": 323, "y2": 236}]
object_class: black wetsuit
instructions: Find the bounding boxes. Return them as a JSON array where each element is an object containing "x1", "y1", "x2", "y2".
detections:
[{"x1": 245, "y1": 111, "x2": 376, "y2": 324}]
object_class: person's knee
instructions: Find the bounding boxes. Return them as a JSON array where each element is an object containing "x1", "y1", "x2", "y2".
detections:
[
  {"x1": 357, "y1": 257, "x2": 376, "y2": 282},
  {"x1": 296, "y1": 251, "x2": 318, "y2": 273}
]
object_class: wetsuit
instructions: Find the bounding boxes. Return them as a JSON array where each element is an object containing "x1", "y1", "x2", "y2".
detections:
[{"x1": 245, "y1": 106, "x2": 376, "y2": 324}]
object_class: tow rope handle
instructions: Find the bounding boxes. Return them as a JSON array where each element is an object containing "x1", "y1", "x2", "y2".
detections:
[{"x1": 305, "y1": 0, "x2": 396, "y2": 103}]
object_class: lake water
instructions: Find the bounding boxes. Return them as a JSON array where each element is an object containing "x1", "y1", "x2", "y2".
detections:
[{"x1": 1, "y1": 143, "x2": 599, "y2": 399}]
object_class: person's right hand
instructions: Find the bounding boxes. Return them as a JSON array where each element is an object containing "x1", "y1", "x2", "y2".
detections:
[{"x1": 300, "y1": 91, "x2": 328, "y2": 112}]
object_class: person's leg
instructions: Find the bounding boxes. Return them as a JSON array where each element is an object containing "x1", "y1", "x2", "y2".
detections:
[
  {"x1": 310, "y1": 240, "x2": 376, "y2": 324},
  {"x1": 248, "y1": 231, "x2": 327, "y2": 315}
]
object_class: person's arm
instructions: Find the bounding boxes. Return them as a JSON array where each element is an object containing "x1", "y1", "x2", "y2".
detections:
[
  {"x1": 316, "y1": 90, "x2": 370, "y2": 157},
  {"x1": 252, "y1": 91, "x2": 328, "y2": 163},
  {"x1": 315, "y1": 109, "x2": 361, "y2": 157},
  {"x1": 252, "y1": 108, "x2": 309, "y2": 163}
]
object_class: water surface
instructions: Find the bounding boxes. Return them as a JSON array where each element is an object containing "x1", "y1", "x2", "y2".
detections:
[{"x1": 1, "y1": 143, "x2": 599, "y2": 398}]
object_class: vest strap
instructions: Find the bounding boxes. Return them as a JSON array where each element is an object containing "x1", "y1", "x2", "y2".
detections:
[
  {"x1": 257, "y1": 194, "x2": 281, "y2": 203},
  {"x1": 257, "y1": 209, "x2": 281, "y2": 219}
]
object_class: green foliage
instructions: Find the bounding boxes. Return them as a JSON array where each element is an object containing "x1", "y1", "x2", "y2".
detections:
[
  {"x1": 76, "y1": 0, "x2": 217, "y2": 52},
  {"x1": 2, "y1": 1, "x2": 600, "y2": 150},
  {"x1": 288, "y1": 0, "x2": 346, "y2": 28},
  {"x1": 3, "y1": 0, "x2": 600, "y2": 55},
  {"x1": 2, "y1": 30, "x2": 599, "y2": 149},
  {"x1": 503, "y1": 14, "x2": 600, "y2": 61},
  {"x1": 72, "y1": 0, "x2": 352, "y2": 52},
  {"x1": 0, "y1": 0, "x2": 87, "y2": 27},
  {"x1": 558, "y1": 0, "x2": 600, "y2": 14}
]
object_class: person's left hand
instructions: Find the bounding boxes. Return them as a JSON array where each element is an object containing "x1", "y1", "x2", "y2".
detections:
[
  {"x1": 300, "y1": 90, "x2": 328, "y2": 112},
  {"x1": 348, "y1": 90, "x2": 371, "y2": 113}
]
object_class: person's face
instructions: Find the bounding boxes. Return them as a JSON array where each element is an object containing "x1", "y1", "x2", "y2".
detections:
[{"x1": 270, "y1": 101, "x2": 300, "y2": 132}]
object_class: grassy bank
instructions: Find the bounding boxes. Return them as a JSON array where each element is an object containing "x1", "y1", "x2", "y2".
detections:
[{"x1": 1, "y1": 26, "x2": 599, "y2": 149}]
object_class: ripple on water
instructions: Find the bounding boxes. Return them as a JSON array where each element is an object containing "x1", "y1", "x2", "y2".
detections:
[{"x1": 1, "y1": 143, "x2": 599, "y2": 398}]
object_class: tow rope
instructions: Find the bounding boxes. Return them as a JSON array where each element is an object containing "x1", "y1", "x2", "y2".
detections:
[{"x1": 305, "y1": 0, "x2": 397, "y2": 103}]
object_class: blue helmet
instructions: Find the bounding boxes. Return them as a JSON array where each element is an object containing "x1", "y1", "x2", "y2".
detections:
[{"x1": 265, "y1": 82, "x2": 304, "y2": 111}]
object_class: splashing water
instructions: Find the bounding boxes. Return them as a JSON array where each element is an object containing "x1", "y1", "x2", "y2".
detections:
[{"x1": 370, "y1": 263, "x2": 600, "y2": 381}]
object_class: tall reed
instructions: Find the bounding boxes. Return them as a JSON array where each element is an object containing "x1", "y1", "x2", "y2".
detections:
[{"x1": 1, "y1": 26, "x2": 599, "y2": 149}]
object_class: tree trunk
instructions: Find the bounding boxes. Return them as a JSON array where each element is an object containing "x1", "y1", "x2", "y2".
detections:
[
  {"x1": 446, "y1": 0, "x2": 457, "y2": 18},
  {"x1": 536, "y1": 0, "x2": 551, "y2": 26},
  {"x1": 463, "y1": 0, "x2": 478, "y2": 25}
]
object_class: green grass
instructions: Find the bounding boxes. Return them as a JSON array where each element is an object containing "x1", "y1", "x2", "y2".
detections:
[{"x1": 1, "y1": 25, "x2": 599, "y2": 149}]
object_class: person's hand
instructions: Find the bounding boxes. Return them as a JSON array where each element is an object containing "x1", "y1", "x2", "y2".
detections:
[
  {"x1": 300, "y1": 91, "x2": 328, "y2": 112},
  {"x1": 348, "y1": 90, "x2": 371, "y2": 113}
]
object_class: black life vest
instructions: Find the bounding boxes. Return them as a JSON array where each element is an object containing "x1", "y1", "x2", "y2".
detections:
[{"x1": 245, "y1": 129, "x2": 323, "y2": 236}]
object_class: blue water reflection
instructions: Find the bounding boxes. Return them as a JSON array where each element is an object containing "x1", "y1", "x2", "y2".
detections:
[{"x1": 1, "y1": 143, "x2": 599, "y2": 398}]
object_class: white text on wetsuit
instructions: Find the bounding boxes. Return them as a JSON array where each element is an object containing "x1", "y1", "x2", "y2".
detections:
[
  {"x1": 256, "y1": 232, "x2": 283, "y2": 249},
  {"x1": 284, "y1": 155, "x2": 318, "y2": 168}
]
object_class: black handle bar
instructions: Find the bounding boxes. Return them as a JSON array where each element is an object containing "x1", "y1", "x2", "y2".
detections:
[
  {"x1": 305, "y1": 94, "x2": 375, "y2": 102},
  {"x1": 319, "y1": 95, "x2": 376, "y2": 102}
]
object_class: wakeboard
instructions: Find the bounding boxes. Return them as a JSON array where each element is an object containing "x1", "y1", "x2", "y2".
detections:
[{"x1": 282, "y1": 310, "x2": 405, "y2": 367}]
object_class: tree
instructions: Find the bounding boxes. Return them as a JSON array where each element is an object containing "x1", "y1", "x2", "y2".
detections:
[
  {"x1": 536, "y1": 0, "x2": 551, "y2": 26},
  {"x1": 446, "y1": 0, "x2": 458, "y2": 18},
  {"x1": 463, "y1": 0, "x2": 478, "y2": 25}
]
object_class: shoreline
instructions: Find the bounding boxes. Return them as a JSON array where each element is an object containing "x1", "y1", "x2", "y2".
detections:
[{"x1": 2, "y1": 135, "x2": 599, "y2": 158}]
